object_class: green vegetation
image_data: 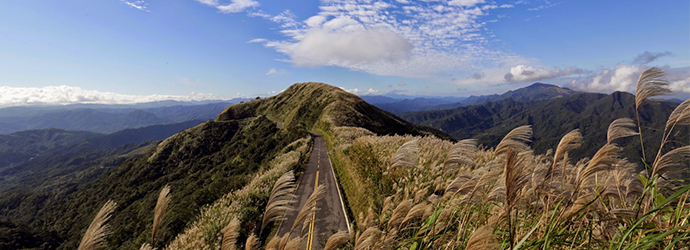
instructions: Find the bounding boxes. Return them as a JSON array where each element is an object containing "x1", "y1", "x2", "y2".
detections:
[
  {"x1": 0, "y1": 82, "x2": 437, "y2": 249},
  {"x1": 322, "y1": 68, "x2": 690, "y2": 249},
  {"x1": 402, "y1": 88, "x2": 687, "y2": 164},
  {"x1": 5, "y1": 76, "x2": 688, "y2": 249}
]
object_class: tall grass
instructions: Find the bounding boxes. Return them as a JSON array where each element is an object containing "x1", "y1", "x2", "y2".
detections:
[
  {"x1": 322, "y1": 68, "x2": 689, "y2": 250},
  {"x1": 78, "y1": 200, "x2": 117, "y2": 250}
]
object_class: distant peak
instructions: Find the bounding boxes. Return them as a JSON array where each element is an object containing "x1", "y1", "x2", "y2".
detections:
[{"x1": 526, "y1": 82, "x2": 559, "y2": 88}]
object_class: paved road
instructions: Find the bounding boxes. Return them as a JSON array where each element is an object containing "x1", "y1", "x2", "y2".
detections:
[{"x1": 276, "y1": 133, "x2": 350, "y2": 250}]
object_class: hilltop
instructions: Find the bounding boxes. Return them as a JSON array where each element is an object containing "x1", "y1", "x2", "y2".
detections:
[{"x1": 0, "y1": 82, "x2": 445, "y2": 249}]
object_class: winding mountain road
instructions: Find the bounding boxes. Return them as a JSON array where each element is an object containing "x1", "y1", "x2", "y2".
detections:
[{"x1": 276, "y1": 133, "x2": 350, "y2": 250}]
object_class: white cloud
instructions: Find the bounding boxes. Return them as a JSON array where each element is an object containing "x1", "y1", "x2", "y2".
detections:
[
  {"x1": 505, "y1": 65, "x2": 583, "y2": 82},
  {"x1": 248, "y1": 38, "x2": 267, "y2": 43},
  {"x1": 254, "y1": 0, "x2": 518, "y2": 78},
  {"x1": 217, "y1": 0, "x2": 259, "y2": 13},
  {"x1": 567, "y1": 65, "x2": 642, "y2": 93},
  {"x1": 448, "y1": 0, "x2": 485, "y2": 7},
  {"x1": 265, "y1": 68, "x2": 289, "y2": 76},
  {"x1": 670, "y1": 77, "x2": 690, "y2": 93},
  {"x1": 121, "y1": 0, "x2": 150, "y2": 12},
  {"x1": 566, "y1": 65, "x2": 690, "y2": 94},
  {"x1": 0, "y1": 85, "x2": 234, "y2": 108},
  {"x1": 343, "y1": 87, "x2": 380, "y2": 95},
  {"x1": 455, "y1": 64, "x2": 583, "y2": 85},
  {"x1": 195, "y1": 0, "x2": 219, "y2": 6},
  {"x1": 269, "y1": 28, "x2": 413, "y2": 67},
  {"x1": 194, "y1": 0, "x2": 258, "y2": 13}
]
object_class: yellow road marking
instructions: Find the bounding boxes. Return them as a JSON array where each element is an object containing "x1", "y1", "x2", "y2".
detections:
[{"x1": 307, "y1": 171, "x2": 319, "y2": 250}]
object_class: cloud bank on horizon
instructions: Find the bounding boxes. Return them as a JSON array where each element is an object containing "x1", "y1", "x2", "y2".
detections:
[{"x1": 0, "y1": 85, "x2": 235, "y2": 108}]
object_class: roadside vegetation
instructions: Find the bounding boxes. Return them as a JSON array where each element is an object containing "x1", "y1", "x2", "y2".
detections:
[
  {"x1": 52, "y1": 69, "x2": 690, "y2": 249},
  {"x1": 324, "y1": 67, "x2": 690, "y2": 249}
]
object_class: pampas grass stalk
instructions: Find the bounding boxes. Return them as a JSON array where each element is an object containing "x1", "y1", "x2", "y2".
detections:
[
  {"x1": 634, "y1": 67, "x2": 670, "y2": 163},
  {"x1": 387, "y1": 199, "x2": 413, "y2": 230},
  {"x1": 283, "y1": 236, "x2": 303, "y2": 250},
  {"x1": 503, "y1": 148, "x2": 528, "y2": 249},
  {"x1": 78, "y1": 200, "x2": 117, "y2": 250},
  {"x1": 262, "y1": 171, "x2": 296, "y2": 230},
  {"x1": 323, "y1": 231, "x2": 350, "y2": 250},
  {"x1": 390, "y1": 139, "x2": 419, "y2": 169},
  {"x1": 152, "y1": 185, "x2": 171, "y2": 244},
  {"x1": 546, "y1": 129, "x2": 582, "y2": 184},
  {"x1": 245, "y1": 234, "x2": 259, "y2": 250},
  {"x1": 495, "y1": 125, "x2": 532, "y2": 155},
  {"x1": 444, "y1": 139, "x2": 478, "y2": 168},
  {"x1": 607, "y1": 118, "x2": 638, "y2": 144},
  {"x1": 465, "y1": 225, "x2": 499, "y2": 250},
  {"x1": 291, "y1": 185, "x2": 326, "y2": 235},
  {"x1": 221, "y1": 217, "x2": 241, "y2": 250}
]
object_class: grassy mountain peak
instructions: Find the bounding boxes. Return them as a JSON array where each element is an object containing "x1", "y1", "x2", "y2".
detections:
[{"x1": 217, "y1": 82, "x2": 445, "y2": 137}]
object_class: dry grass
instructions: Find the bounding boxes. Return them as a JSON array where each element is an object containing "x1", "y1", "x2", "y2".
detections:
[
  {"x1": 78, "y1": 200, "x2": 117, "y2": 250},
  {"x1": 322, "y1": 70, "x2": 689, "y2": 248},
  {"x1": 165, "y1": 137, "x2": 309, "y2": 250},
  {"x1": 152, "y1": 184, "x2": 171, "y2": 244},
  {"x1": 323, "y1": 231, "x2": 350, "y2": 250},
  {"x1": 262, "y1": 171, "x2": 296, "y2": 229}
]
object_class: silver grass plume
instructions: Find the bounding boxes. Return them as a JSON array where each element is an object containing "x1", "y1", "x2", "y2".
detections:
[
  {"x1": 387, "y1": 199, "x2": 413, "y2": 230},
  {"x1": 635, "y1": 67, "x2": 670, "y2": 110},
  {"x1": 78, "y1": 200, "x2": 117, "y2": 250},
  {"x1": 665, "y1": 99, "x2": 690, "y2": 132},
  {"x1": 354, "y1": 227, "x2": 382, "y2": 250},
  {"x1": 390, "y1": 139, "x2": 419, "y2": 169},
  {"x1": 652, "y1": 145, "x2": 690, "y2": 181},
  {"x1": 444, "y1": 139, "x2": 478, "y2": 168},
  {"x1": 607, "y1": 118, "x2": 639, "y2": 144},
  {"x1": 465, "y1": 225, "x2": 499, "y2": 250},
  {"x1": 262, "y1": 171, "x2": 297, "y2": 229},
  {"x1": 495, "y1": 125, "x2": 533, "y2": 155},
  {"x1": 575, "y1": 143, "x2": 621, "y2": 192},
  {"x1": 152, "y1": 185, "x2": 171, "y2": 243},
  {"x1": 245, "y1": 234, "x2": 259, "y2": 250},
  {"x1": 546, "y1": 129, "x2": 582, "y2": 183},
  {"x1": 291, "y1": 185, "x2": 326, "y2": 234},
  {"x1": 401, "y1": 202, "x2": 430, "y2": 227},
  {"x1": 323, "y1": 231, "x2": 350, "y2": 250},
  {"x1": 221, "y1": 217, "x2": 241, "y2": 250}
]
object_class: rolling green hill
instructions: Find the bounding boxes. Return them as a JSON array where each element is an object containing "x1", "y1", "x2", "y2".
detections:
[
  {"x1": 402, "y1": 90, "x2": 687, "y2": 164},
  {"x1": 0, "y1": 82, "x2": 443, "y2": 250}
]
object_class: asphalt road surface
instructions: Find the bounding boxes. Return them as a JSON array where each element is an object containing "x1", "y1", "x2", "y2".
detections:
[{"x1": 276, "y1": 133, "x2": 350, "y2": 250}]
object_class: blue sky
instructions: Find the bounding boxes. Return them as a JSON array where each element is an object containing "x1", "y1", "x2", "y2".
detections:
[{"x1": 0, "y1": 0, "x2": 688, "y2": 106}]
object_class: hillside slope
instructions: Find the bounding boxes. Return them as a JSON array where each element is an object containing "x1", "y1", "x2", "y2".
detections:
[
  {"x1": 402, "y1": 91, "x2": 686, "y2": 162},
  {"x1": 0, "y1": 82, "x2": 444, "y2": 249}
]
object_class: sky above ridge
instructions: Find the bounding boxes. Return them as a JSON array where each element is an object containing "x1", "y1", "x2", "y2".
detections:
[{"x1": 0, "y1": 0, "x2": 688, "y2": 106}]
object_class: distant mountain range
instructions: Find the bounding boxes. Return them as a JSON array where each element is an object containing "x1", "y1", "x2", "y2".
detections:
[
  {"x1": 0, "y1": 101, "x2": 243, "y2": 134},
  {"x1": 400, "y1": 84, "x2": 687, "y2": 162},
  {"x1": 361, "y1": 83, "x2": 579, "y2": 114}
]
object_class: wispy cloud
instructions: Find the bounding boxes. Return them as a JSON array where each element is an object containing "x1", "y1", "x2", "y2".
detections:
[
  {"x1": 633, "y1": 51, "x2": 673, "y2": 65},
  {"x1": 265, "y1": 68, "x2": 289, "y2": 76},
  {"x1": 121, "y1": 0, "x2": 150, "y2": 12},
  {"x1": 252, "y1": 0, "x2": 518, "y2": 78},
  {"x1": 342, "y1": 87, "x2": 380, "y2": 95},
  {"x1": 194, "y1": 0, "x2": 259, "y2": 13},
  {"x1": 0, "y1": 85, "x2": 236, "y2": 107}
]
